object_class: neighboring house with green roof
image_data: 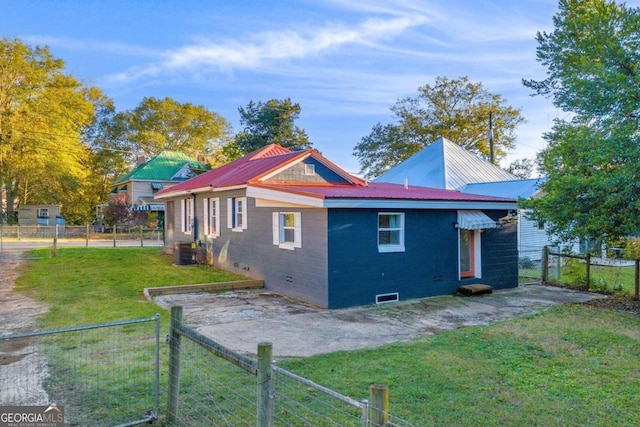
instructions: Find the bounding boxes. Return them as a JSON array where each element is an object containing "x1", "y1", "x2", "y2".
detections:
[{"x1": 103, "y1": 151, "x2": 209, "y2": 225}]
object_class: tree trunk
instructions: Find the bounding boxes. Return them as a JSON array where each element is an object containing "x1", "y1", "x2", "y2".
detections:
[{"x1": 4, "y1": 180, "x2": 16, "y2": 225}]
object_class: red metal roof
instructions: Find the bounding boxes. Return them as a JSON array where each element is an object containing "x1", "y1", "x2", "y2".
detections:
[
  {"x1": 156, "y1": 144, "x2": 303, "y2": 195},
  {"x1": 156, "y1": 143, "x2": 515, "y2": 204},
  {"x1": 251, "y1": 182, "x2": 515, "y2": 202}
]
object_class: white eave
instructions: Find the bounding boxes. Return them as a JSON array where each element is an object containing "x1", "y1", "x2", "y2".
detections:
[
  {"x1": 154, "y1": 185, "x2": 217, "y2": 200},
  {"x1": 246, "y1": 186, "x2": 323, "y2": 207}
]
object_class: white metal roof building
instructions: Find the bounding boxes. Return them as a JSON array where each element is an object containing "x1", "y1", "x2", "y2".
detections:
[
  {"x1": 374, "y1": 136, "x2": 517, "y2": 190},
  {"x1": 375, "y1": 137, "x2": 553, "y2": 260}
]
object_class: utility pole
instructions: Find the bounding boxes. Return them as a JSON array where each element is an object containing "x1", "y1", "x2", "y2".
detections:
[{"x1": 488, "y1": 112, "x2": 495, "y2": 165}]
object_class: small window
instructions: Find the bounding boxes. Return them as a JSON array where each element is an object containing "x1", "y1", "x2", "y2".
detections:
[
  {"x1": 273, "y1": 212, "x2": 302, "y2": 249},
  {"x1": 304, "y1": 164, "x2": 315, "y2": 176},
  {"x1": 38, "y1": 208, "x2": 49, "y2": 218},
  {"x1": 227, "y1": 197, "x2": 248, "y2": 231},
  {"x1": 181, "y1": 198, "x2": 193, "y2": 233},
  {"x1": 378, "y1": 213, "x2": 405, "y2": 253},
  {"x1": 236, "y1": 199, "x2": 244, "y2": 229},
  {"x1": 204, "y1": 198, "x2": 220, "y2": 237}
]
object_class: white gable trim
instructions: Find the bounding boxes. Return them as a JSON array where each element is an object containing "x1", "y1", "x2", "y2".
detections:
[{"x1": 247, "y1": 186, "x2": 323, "y2": 207}]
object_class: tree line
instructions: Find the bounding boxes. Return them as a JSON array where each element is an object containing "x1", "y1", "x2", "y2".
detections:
[{"x1": 1, "y1": 0, "x2": 638, "y2": 246}]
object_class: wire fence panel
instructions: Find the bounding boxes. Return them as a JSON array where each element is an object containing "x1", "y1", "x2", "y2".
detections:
[
  {"x1": 0, "y1": 224, "x2": 163, "y2": 243},
  {"x1": 542, "y1": 247, "x2": 640, "y2": 297},
  {"x1": 0, "y1": 316, "x2": 160, "y2": 427},
  {"x1": 168, "y1": 306, "x2": 418, "y2": 427},
  {"x1": 518, "y1": 248, "x2": 544, "y2": 284},
  {"x1": 272, "y1": 364, "x2": 367, "y2": 426},
  {"x1": 171, "y1": 336, "x2": 258, "y2": 426}
]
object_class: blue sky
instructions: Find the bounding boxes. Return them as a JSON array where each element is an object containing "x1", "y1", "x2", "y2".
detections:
[{"x1": 1, "y1": 0, "x2": 620, "y2": 175}]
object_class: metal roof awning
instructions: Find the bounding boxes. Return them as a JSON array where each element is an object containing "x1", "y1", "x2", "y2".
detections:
[
  {"x1": 457, "y1": 210, "x2": 496, "y2": 230},
  {"x1": 134, "y1": 203, "x2": 165, "y2": 211}
]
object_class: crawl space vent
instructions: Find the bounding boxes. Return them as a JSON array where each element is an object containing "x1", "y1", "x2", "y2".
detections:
[{"x1": 376, "y1": 292, "x2": 399, "y2": 304}]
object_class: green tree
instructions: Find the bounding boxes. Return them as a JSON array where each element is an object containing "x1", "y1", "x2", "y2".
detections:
[
  {"x1": 506, "y1": 158, "x2": 535, "y2": 179},
  {"x1": 229, "y1": 98, "x2": 312, "y2": 157},
  {"x1": 354, "y1": 76, "x2": 525, "y2": 178},
  {"x1": 0, "y1": 38, "x2": 97, "y2": 224},
  {"x1": 121, "y1": 96, "x2": 232, "y2": 163},
  {"x1": 522, "y1": 0, "x2": 640, "y2": 242}
]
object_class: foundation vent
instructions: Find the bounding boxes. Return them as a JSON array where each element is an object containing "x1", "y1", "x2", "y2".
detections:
[{"x1": 376, "y1": 292, "x2": 399, "y2": 304}]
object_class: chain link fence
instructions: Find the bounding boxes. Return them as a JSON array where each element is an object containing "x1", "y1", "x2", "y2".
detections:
[
  {"x1": 0, "y1": 224, "x2": 163, "y2": 249},
  {"x1": 0, "y1": 315, "x2": 161, "y2": 426}
]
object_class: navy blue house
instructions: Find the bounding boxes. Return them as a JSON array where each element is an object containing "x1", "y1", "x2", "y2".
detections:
[{"x1": 156, "y1": 144, "x2": 518, "y2": 309}]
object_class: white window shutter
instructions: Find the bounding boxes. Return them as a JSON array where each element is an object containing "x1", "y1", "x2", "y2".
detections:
[
  {"x1": 227, "y1": 198, "x2": 233, "y2": 229},
  {"x1": 181, "y1": 199, "x2": 187, "y2": 232},
  {"x1": 293, "y1": 212, "x2": 302, "y2": 248},
  {"x1": 203, "y1": 198, "x2": 209, "y2": 235},
  {"x1": 214, "y1": 198, "x2": 220, "y2": 237},
  {"x1": 241, "y1": 197, "x2": 248, "y2": 229},
  {"x1": 272, "y1": 212, "x2": 280, "y2": 245}
]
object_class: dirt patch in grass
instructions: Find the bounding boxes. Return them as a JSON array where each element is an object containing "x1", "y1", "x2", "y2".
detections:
[
  {"x1": 580, "y1": 295, "x2": 640, "y2": 314},
  {"x1": 0, "y1": 250, "x2": 50, "y2": 404}
]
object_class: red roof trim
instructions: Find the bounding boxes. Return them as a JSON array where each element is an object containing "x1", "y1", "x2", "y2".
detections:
[{"x1": 248, "y1": 144, "x2": 293, "y2": 160}]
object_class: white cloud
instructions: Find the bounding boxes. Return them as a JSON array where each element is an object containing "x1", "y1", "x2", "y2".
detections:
[
  {"x1": 161, "y1": 15, "x2": 428, "y2": 72},
  {"x1": 21, "y1": 35, "x2": 161, "y2": 58}
]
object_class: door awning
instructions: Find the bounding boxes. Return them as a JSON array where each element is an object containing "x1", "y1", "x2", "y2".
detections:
[{"x1": 457, "y1": 210, "x2": 496, "y2": 230}]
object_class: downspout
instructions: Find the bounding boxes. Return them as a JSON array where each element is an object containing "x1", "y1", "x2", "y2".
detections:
[{"x1": 192, "y1": 193, "x2": 198, "y2": 243}]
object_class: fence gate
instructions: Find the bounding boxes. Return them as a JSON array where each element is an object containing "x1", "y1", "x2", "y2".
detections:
[{"x1": 0, "y1": 315, "x2": 160, "y2": 427}]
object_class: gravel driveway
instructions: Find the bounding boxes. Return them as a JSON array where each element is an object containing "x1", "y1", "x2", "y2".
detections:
[{"x1": 153, "y1": 285, "x2": 604, "y2": 357}]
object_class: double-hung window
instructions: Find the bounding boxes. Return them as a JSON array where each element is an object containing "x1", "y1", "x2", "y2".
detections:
[
  {"x1": 181, "y1": 198, "x2": 193, "y2": 233},
  {"x1": 204, "y1": 198, "x2": 220, "y2": 237},
  {"x1": 272, "y1": 212, "x2": 302, "y2": 249},
  {"x1": 227, "y1": 197, "x2": 248, "y2": 231},
  {"x1": 378, "y1": 212, "x2": 405, "y2": 252}
]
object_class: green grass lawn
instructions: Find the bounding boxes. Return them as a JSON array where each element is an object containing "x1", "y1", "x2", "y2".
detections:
[
  {"x1": 280, "y1": 305, "x2": 640, "y2": 426},
  {"x1": 15, "y1": 247, "x2": 245, "y2": 327},
  {"x1": 11, "y1": 247, "x2": 640, "y2": 426}
]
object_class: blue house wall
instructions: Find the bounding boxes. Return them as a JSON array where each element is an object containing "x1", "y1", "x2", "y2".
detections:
[{"x1": 326, "y1": 208, "x2": 517, "y2": 308}]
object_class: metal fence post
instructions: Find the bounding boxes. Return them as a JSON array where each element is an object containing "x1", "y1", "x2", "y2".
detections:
[
  {"x1": 369, "y1": 384, "x2": 389, "y2": 427},
  {"x1": 257, "y1": 342, "x2": 273, "y2": 427},
  {"x1": 585, "y1": 253, "x2": 591, "y2": 288},
  {"x1": 167, "y1": 306, "x2": 183, "y2": 425},
  {"x1": 154, "y1": 313, "x2": 161, "y2": 422},
  {"x1": 635, "y1": 259, "x2": 639, "y2": 301},
  {"x1": 361, "y1": 399, "x2": 369, "y2": 427}
]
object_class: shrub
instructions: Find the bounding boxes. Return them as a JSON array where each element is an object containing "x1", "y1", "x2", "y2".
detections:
[
  {"x1": 519, "y1": 257, "x2": 536, "y2": 269},
  {"x1": 623, "y1": 237, "x2": 640, "y2": 260}
]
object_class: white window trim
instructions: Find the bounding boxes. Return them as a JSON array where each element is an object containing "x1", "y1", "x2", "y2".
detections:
[
  {"x1": 227, "y1": 197, "x2": 248, "y2": 232},
  {"x1": 304, "y1": 164, "x2": 315, "y2": 176},
  {"x1": 377, "y1": 212, "x2": 405, "y2": 253},
  {"x1": 38, "y1": 208, "x2": 49, "y2": 217},
  {"x1": 204, "y1": 197, "x2": 220, "y2": 237},
  {"x1": 272, "y1": 212, "x2": 302, "y2": 250},
  {"x1": 181, "y1": 198, "x2": 193, "y2": 234}
]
